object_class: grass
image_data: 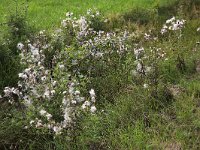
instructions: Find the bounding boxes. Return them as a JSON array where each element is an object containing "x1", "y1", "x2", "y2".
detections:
[
  {"x1": 0, "y1": 0, "x2": 178, "y2": 29},
  {"x1": 77, "y1": 86, "x2": 200, "y2": 149}
]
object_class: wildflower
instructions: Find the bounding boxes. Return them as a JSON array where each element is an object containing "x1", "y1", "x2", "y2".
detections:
[
  {"x1": 143, "y1": 84, "x2": 148, "y2": 89},
  {"x1": 47, "y1": 124, "x2": 53, "y2": 129},
  {"x1": 89, "y1": 89, "x2": 95, "y2": 97},
  {"x1": 91, "y1": 97, "x2": 96, "y2": 103},
  {"x1": 63, "y1": 108, "x2": 72, "y2": 122},
  {"x1": 36, "y1": 120, "x2": 43, "y2": 128},
  {"x1": 40, "y1": 109, "x2": 47, "y2": 116},
  {"x1": 4, "y1": 87, "x2": 12, "y2": 97},
  {"x1": 18, "y1": 73, "x2": 23, "y2": 78},
  {"x1": 87, "y1": 9, "x2": 92, "y2": 15},
  {"x1": 90, "y1": 106, "x2": 97, "y2": 113},
  {"x1": 144, "y1": 33, "x2": 150, "y2": 40},
  {"x1": 66, "y1": 12, "x2": 73, "y2": 17},
  {"x1": 17, "y1": 43, "x2": 24, "y2": 50},
  {"x1": 43, "y1": 88, "x2": 50, "y2": 99},
  {"x1": 74, "y1": 90, "x2": 80, "y2": 95},
  {"x1": 68, "y1": 86, "x2": 74, "y2": 94},
  {"x1": 30, "y1": 120, "x2": 35, "y2": 125},
  {"x1": 53, "y1": 126, "x2": 62, "y2": 135},
  {"x1": 161, "y1": 28, "x2": 167, "y2": 34},
  {"x1": 163, "y1": 24, "x2": 168, "y2": 29},
  {"x1": 24, "y1": 96, "x2": 32, "y2": 107},
  {"x1": 28, "y1": 44, "x2": 37, "y2": 52},
  {"x1": 71, "y1": 100, "x2": 77, "y2": 104},
  {"x1": 161, "y1": 53, "x2": 165, "y2": 58},
  {"x1": 81, "y1": 100, "x2": 91, "y2": 109},
  {"x1": 32, "y1": 49, "x2": 39, "y2": 56},
  {"x1": 38, "y1": 61, "x2": 42, "y2": 66},
  {"x1": 45, "y1": 70, "x2": 49, "y2": 75},
  {"x1": 61, "y1": 20, "x2": 67, "y2": 27},
  {"x1": 51, "y1": 90, "x2": 56, "y2": 95},
  {"x1": 134, "y1": 47, "x2": 144, "y2": 60},
  {"x1": 24, "y1": 68, "x2": 31, "y2": 74},
  {"x1": 136, "y1": 62, "x2": 143, "y2": 73},
  {"x1": 46, "y1": 113, "x2": 52, "y2": 120},
  {"x1": 39, "y1": 30, "x2": 44, "y2": 35},
  {"x1": 52, "y1": 81, "x2": 57, "y2": 87},
  {"x1": 41, "y1": 76, "x2": 47, "y2": 81},
  {"x1": 81, "y1": 103, "x2": 87, "y2": 109},
  {"x1": 96, "y1": 11, "x2": 100, "y2": 16},
  {"x1": 95, "y1": 52, "x2": 104, "y2": 58},
  {"x1": 104, "y1": 19, "x2": 108, "y2": 23},
  {"x1": 161, "y1": 18, "x2": 185, "y2": 34},
  {"x1": 172, "y1": 23, "x2": 179, "y2": 30},
  {"x1": 18, "y1": 73, "x2": 28, "y2": 79},
  {"x1": 85, "y1": 100, "x2": 91, "y2": 106},
  {"x1": 63, "y1": 91, "x2": 67, "y2": 95},
  {"x1": 78, "y1": 16, "x2": 88, "y2": 31},
  {"x1": 166, "y1": 16, "x2": 175, "y2": 24},
  {"x1": 12, "y1": 88, "x2": 19, "y2": 95},
  {"x1": 59, "y1": 64, "x2": 65, "y2": 69}
]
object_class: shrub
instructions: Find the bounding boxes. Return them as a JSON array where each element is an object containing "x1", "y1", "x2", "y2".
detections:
[
  {"x1": 0, "y1": 10, "x2": 134, "y2": 147},
  {"x1": 0, "y1": 2, "x2": 35, "y2": 93}
]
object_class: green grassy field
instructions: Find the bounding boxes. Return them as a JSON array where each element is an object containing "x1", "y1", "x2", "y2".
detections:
[{"x1": 0, "y1": 0, "x2": 177, "y2": 29}]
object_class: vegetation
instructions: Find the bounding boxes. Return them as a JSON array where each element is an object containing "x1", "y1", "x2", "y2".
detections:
[
  {"x1": 0, "y1": 0, "x2": 200, "y2": 149},
  {"x1": 0, "y1": 0, "x2": 179, "y2": 29}
]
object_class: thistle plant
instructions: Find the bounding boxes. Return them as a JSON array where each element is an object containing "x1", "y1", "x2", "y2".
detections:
[
  {"x1": 160, "y1": 16, "x2": 187, "y2": 73},
  {"x1": 1, "y1": 10, "x2": 133, "y2": 135}
]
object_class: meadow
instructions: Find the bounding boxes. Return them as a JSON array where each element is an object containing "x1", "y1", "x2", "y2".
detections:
[
  {"x1": 0, "y1": 0, "x2": 200, "y2": 149},
  {"x1": 0, "y1": 0, "x2": 177, "y2": 29}
]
